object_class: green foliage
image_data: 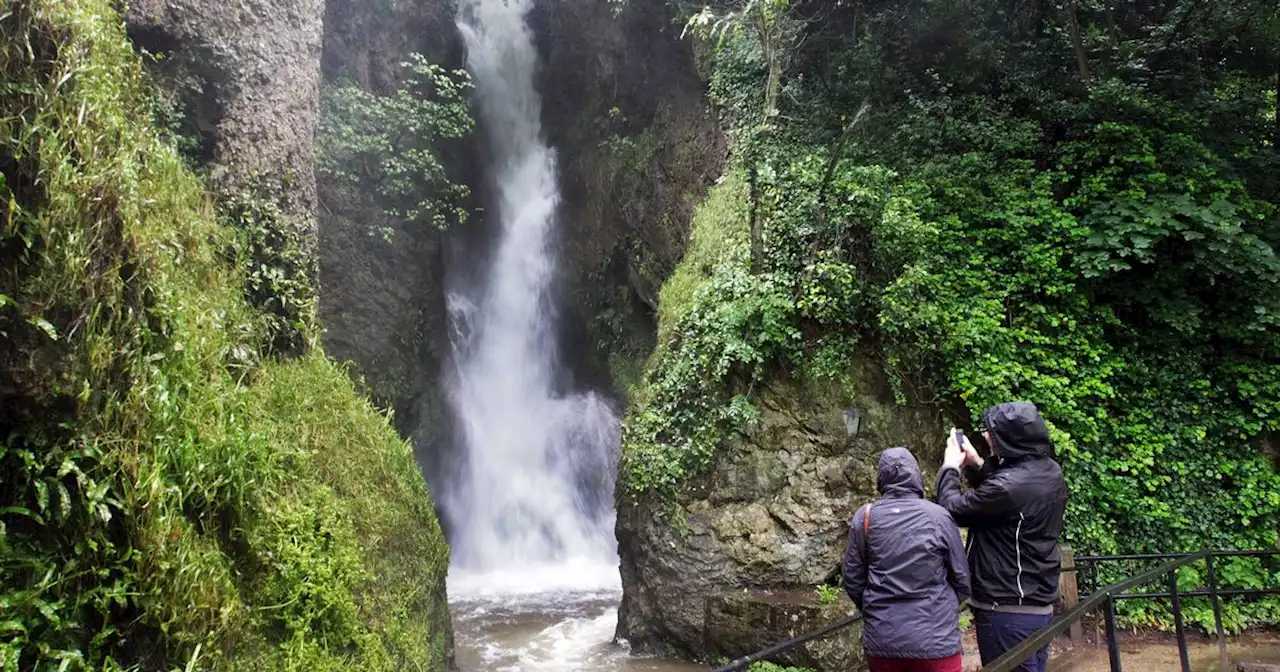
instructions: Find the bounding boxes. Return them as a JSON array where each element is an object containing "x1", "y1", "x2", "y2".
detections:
[
  {"x1": 814, "y1": 584, "x2": 839, "y2": 605},
  {"x1": 746, "y1": 662, "x2": 814, "y2": 672},
  {"x1": 317, "y1": 53, "x2": 473, "y2": 238},
  {"x1": 0, "y1": 2, "x2": 449, "y2": 669},
  {"x1": 654, "y1": 172, "x2": 751, "y2": 338},
  {"x1": 223, "y1": 174, "x2": 317, "y2": 357},
  {"x1": 620, "y1": 166, "x2": 876, "y2": 502},
  {"x1": 682, "y1": 0, "x2": 799, "y2": 120},
  {"x1": 633, "y1": 0, "x2": 1280, "y2": 631}
]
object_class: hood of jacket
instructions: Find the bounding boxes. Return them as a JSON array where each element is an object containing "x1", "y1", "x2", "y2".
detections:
[
  {"x1": 877, "y1": 446, "x2": 925, "y2": 497},
  {"x1": 983, "y1": 401, "x2": 1053, "y2": 460}
]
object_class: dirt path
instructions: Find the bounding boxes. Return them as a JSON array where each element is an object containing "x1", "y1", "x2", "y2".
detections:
[{"x1": 959, "y1": 631, "x2": 1280, "y2": 671}]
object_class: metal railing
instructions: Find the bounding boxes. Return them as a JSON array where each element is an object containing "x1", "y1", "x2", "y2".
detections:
[
  {"x1": 980, "y1": 549, "x2": 1280, "y2": 672},
  {"x1": 708, "y1": 549, "x2": 1280, "y2": 672},
  {"x1": 710, "y1": 612, "x2": 865, "y2": 672}
]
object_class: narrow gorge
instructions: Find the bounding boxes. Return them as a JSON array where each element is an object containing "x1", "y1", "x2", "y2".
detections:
[{"x1": 4, "y1": 0, "x2": 1278, "y2": 670}]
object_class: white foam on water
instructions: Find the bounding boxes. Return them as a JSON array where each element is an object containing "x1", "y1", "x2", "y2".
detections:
[
  {"x1": 452, "y1": 589, "x2": 707, "y2": 672},
  {"x1": 449, "y1": 561, "x2": 623, "y2": 600}
]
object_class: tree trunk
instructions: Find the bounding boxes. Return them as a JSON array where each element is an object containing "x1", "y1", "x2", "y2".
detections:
[
  {"x1": 765, "y1": 56, "x2": 781, "y2": 118},
  {"x1": 756, "y1": 4, "x2": 783, "y2": 121},
  {"x1": 1065, "y1": 1, "x2": 1090, "y2": 81},
  {"x1": 816, "y1": 103, "x2": 869, "y2": 229}
]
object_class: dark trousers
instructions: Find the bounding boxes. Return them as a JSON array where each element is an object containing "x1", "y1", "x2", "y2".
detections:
[{"x1": 974, "y1": 609, "x2": 1053, "y2": 672}]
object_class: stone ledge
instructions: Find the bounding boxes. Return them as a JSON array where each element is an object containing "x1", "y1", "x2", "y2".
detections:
[{"x1": 704, "y1": 587, "x2": 862, "y2": 671}]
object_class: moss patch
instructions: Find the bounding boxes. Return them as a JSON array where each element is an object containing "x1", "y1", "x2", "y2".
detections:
[
  {"x1": 0, "y1": 2, "x2": 449, "y2": 669},
  {"x1": 654, "y1": 170, "x2": 749, "y2": 344}
]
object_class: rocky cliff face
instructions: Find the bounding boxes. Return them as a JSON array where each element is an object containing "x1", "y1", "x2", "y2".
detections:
[
  {"x1": 125, "y1": 0, "x2": 322, "y2": 232},
  {"x1": 125, "y1": 0, "x2": 324, "y2": 355},
  {"x1": 531, "y1": 0, "x2": 727, "y2": 397},
  {"x1": 616, "y1": 367, "x2": 945, "y2": 669},
  {"x1": 315, "y1": 0, "x2": 469, "y2": 455}
]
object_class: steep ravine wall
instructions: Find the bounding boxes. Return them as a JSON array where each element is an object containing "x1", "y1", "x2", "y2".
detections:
[
  {"x1": 531, "y1": 0, "x2": 727, "y2": 398},
  {"x1": 3, "y1": 0, "x2": 452, "y2": 667},
  {"x1": 125, "y1": 0, "x2": 323, "y2": 224},
  {"x1": 125, "y1": 0, "x2": 326, "y2": 355},
  {"x1": 316, "y1": 0, "x2": 471, "y2": 472}
]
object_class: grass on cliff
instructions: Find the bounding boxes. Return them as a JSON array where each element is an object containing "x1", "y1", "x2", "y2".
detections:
[
  {"x1": 621, "y1": 162, "x2": 868, "y2": 503},
  {"x1": 0, "y1": 1, "x2": 448, "y2": 670},
  {"x1": 653, "y1": 170, "x2": 749, "y2": 345}
]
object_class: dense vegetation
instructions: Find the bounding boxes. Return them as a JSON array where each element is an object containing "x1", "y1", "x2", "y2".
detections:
[
  {"x1": 622, "y1": 0, "x2": 1280, "y2": 631},
  {"x1": 318, "y1": 54, "x2": 474, "y2": 241},
  {"x1": 0, "y1": 2, "x2": 450, "y2": 669}
]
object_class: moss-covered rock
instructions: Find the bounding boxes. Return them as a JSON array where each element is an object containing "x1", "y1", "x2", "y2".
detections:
[
  {"x1": 706, "y1": 588, "x2": 861, "y2": 671},
  {"x1": 0, "y1": 2, "x2": 451, "y2": 668},
  {"x1": 615, "y1": 175, "x2": 946, "y2": 669},
  {"x1": 617, "y1": 373, "x2": 943, "y2": 667},
  {"x1": 124, "y1": 0, "x2": 325, "y2": 356}
]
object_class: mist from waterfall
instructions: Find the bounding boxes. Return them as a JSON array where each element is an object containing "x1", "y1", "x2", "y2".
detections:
[{"x1": 442, "y1": 0, "x2": 621, "y2": 594}]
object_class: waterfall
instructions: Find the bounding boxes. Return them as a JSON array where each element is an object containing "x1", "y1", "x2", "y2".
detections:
[{"x1": 443, "y1": 0, "x2": 621, "y2": 592}]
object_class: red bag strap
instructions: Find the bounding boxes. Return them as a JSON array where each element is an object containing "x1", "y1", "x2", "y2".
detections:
[{"x1": 858, "y1": 502, "x2": 874, "y2": 560}]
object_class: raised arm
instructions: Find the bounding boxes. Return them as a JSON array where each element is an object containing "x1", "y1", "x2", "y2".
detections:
[
  {"x1": 964, "y1": 457, "x2": 997, "y2": 487},
  {"x1": 935, "y1": 467, "x2": 1015, "y2": 528}
]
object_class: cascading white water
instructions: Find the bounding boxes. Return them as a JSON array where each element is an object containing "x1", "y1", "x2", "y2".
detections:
[
  {"x1": 439, "y1": 3, "x2": 709, "y2": 668},
  {"x1": 445, "y1": 0, "x2": 620, "y2": 586}
]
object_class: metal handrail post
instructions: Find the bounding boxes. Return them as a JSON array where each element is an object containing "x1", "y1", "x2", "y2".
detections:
[
  {"x1": 1104, "y1": 594, "x2": 1122, "y2": 672},
  {"x1": 1168, "y1": 568, "x2": 1190, "y2": 672},
  {"x1": 1206, "y1": 551, "x2": 1229, "y2": 670}
]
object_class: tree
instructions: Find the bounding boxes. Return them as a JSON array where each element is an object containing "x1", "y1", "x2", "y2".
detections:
[
  {"x1": 317, "y1": 53, "x2": 474, "y2": 240},
  {"x1": 683, "y1": 0, "x2": 802, "y2": 272}
]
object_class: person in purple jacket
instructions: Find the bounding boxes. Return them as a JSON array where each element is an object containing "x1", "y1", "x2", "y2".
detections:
[{"x1": 843, "y1": 447, "x2": 972, "y2": 672}]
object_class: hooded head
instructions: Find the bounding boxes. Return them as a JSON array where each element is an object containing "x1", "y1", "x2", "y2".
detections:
[
  {"x1": 981, "y1": 401, "x2": 1053, "y2": 460},
  {"x1": 876, "y1": 446, "x2": 925, "y2": 498}
]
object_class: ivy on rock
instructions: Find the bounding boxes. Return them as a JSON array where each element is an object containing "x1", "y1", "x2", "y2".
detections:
[{"x1": 624, "y1": 0, "x2": 1280, "y2": 632}]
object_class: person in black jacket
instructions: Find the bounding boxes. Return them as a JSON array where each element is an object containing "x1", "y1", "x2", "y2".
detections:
[
  {"x1": 844, "y1": 447, "x2": 971, "y2": 672},
  {"x1": 935, "y1": 402, "x2": 1067, "y2": 672}
]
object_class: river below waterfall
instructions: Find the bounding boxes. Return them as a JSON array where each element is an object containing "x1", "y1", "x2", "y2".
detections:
[{"x1": 450, "y1": 567, "x2": 706, "y2": 671}]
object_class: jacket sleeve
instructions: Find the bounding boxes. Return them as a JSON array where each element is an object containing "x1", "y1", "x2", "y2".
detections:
[
  {"x1": 842, "y1": 506, "x2": 868, "y2": 611},
  {"x1": 935, "y1": 466, "x2": 1015, "y2": 528},
  {"x1": 939, "y1": 513, "x2": 971, "y2": 605},
  {"x1": 964, "y1": 458, "x2": 997, "y2": 487}
]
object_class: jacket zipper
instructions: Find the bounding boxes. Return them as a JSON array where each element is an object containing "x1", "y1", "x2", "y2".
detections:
[{"x1": 1015, "y1": 512, "x2": 1026, "y2": 605}]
